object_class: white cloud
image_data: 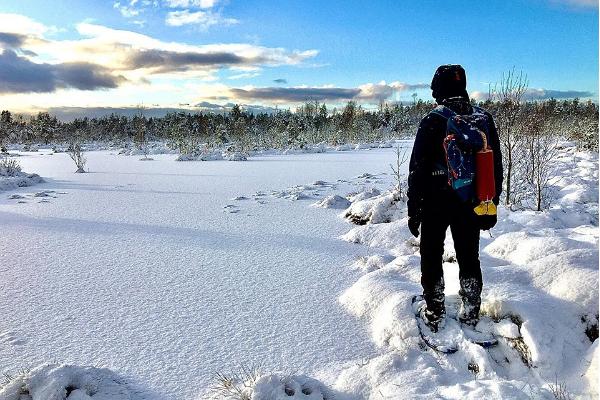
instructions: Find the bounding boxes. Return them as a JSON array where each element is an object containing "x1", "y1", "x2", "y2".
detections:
[
  {"x1": 164, "y1": 0, "x2": 219, "y2": 8},
  {"x1": 113, "y1": 1, "x2": 141, "y2": 18},
  {"x1": 165, "y1": 9, "x2": 238, "y2": 28},
  {"x1": 228, "y1": 72, "x2": 261, "y2": 80},
  {"x1": 356, "y1": 81, "x2": 429, "y2": 102},
  {"x1": 0, "y1": 13, "x2": 318, "y2": 102},
  {"x1": 0, "y1": 13, "x2": 52, "y2": 36}
]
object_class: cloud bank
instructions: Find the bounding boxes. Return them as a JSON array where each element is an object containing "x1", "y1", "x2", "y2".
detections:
[
  {"x1": 0, "y1": 50, "x2": 125, "y2": 94},
  {"x1": 0, "y1": 14, "x2": 318, "y2": 96},
  {"x1": 471, "y1": 88, "x2": 595, "y2": 101},
  {"x1": 229, "y1": 81, "x2": 430, "y2": 104}
]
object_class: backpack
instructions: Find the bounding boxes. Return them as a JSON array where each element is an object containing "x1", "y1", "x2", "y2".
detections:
[{"x1": 431, "y1": 105, "x2": 497, "y2": 217}]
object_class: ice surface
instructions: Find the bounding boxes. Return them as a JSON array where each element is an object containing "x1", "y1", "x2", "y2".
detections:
[{"x1": 0, "y1": 148, "x2": 397, "y2": 399}]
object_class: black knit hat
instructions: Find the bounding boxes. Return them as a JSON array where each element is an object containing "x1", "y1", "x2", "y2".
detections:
[{"x1": 431, "y1": 64, "x2": 469, "y2": 102}]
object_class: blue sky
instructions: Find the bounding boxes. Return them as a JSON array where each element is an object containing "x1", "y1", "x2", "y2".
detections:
[{"x1": 0, "y1": 0, "x2": 597, "y2": 116}]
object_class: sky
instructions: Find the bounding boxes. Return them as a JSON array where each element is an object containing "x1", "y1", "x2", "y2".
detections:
[{"x1": 0, "y1": 0, "x2": 597, "y2": 118}]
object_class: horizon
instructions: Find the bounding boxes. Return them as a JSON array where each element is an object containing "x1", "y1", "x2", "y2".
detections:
[{"x1": 0, "y1": 0, "x2": 598, "y2": 119}]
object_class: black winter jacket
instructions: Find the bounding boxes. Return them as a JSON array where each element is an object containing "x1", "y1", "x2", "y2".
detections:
[{"x1": 407, "y1": 98, "x2": 503, "y2": 220}]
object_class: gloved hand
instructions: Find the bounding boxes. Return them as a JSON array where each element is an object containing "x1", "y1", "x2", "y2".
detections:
[
  {"x1": 408, "y1": 217, "x2": 421, "y2": 238},
  {"x1": 478, "y1": 214, "x2": 497, "y2": 231}
]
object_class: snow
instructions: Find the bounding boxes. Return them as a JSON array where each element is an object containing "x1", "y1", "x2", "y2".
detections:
[
  {"x1": 344, "y1": 190, "x2": 405, "y2": 225},
  {"x1": 0, "y1": 156, "x2": 44, "y2": 192},
  {"x1": 0, "y1": 364, "x2": 154, "y2": 400},
  {"x1": 0, "y1": 147, "x2": 398, "y2": 399},
  {"x1": 333, "y1": 144, "x2": 598, "y2": 399},
  {"x1": 0, "y1": 142, "x2": 597, "y2": 399},
  {"x1": 312, "y1": 194, "x2": 351, "y2": 209}
]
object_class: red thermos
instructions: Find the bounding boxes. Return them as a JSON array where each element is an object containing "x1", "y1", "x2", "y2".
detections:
[{"x1": 475, "y1": 134, "x2": 495, "y2": 202}]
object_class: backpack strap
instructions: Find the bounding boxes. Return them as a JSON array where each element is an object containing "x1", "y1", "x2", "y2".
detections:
[{"x1": 430, "y1": 105, "x2": 456, "y2": 120}]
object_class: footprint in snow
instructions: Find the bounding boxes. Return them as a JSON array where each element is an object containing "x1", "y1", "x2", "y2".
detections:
[
  {"x1": 0, "y1": 331, "x2": 26, "y2": 346},
  {"x1": 231, "y1": 196, "x2": 249, "y2": 201},
  {"x1": 223, "y1": 204, "x2": 240, "y2": 213},
  {"x1": 33, "y1": 190, "x2": 56, "y2": 198},
  {"x1": 356, "y1": 173, "x2": 376, "y2": 179},
  {"x1": 7, "y1": 194, "x2": 25, "y2": 199}
]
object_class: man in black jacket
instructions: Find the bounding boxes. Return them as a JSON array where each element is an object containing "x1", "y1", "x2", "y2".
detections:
[{"x1": 407, "y1": 65, "x2": 503, "y2": 331}]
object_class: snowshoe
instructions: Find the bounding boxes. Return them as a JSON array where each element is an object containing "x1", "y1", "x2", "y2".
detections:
[
  {"x1": 412, "y1": 295, "x2": 461, "y2": 354},
  {"x1": 460, "y1": 322, "x2": 498, "y2": 348},
  {"x1": 447, "y1": 295, "x2": 498, "y2": 348}
]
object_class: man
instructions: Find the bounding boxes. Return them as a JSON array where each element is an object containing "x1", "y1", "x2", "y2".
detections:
[{"x1": 407, "y1": 64, "x2": 503, "y2": 332}]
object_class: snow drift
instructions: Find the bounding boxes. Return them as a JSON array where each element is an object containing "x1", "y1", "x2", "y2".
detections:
[{"x1": 0, "y1": 364, "x2": 154, "y2": 400}]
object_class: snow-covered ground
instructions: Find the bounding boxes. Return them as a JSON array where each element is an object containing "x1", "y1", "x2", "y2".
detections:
[
  {"x1": 0, "y1": 147, "x2": 400, "y2": 399},
  {"x1": 0, "y1": 155, "x2": 44, "y2": 192},
  {"x1": 0, "y1": 143, "x2": 597, "y2": 399}
]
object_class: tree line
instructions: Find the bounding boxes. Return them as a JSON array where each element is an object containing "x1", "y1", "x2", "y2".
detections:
[
  {"x1": 0, "y1": 98, "x2": 596, "y2": 154},
  {"x1": 0, "y1": 83, "x2": 597, "y2": 212}
]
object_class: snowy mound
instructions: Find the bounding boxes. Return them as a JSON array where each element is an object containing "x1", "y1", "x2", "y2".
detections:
[
  {"x1": 282, "y1": 143, "x2": 327, "y2": 154},
  {"x1": 200, "y1": 150, "x2": 225, "y2": 161},
  {"x1": 225, "y1": 151, "x2": 248, "y2": 161},
  {"x1": 344, "y1": 190, "x2": 405, "y2": 225},
  {"x1": 209, "y1": 372, "x2": 333, "y2": 400},
  {"x1": 120, "y1": 142, "x2": 178, "y2": 156},
  {"x1": 0, "y1": 364, "x2": 150, "y2": 400},
  {"x1": 312, "y1": 194, "x2": 351, "y2": 209},
  {"x1": 175, "y1": 149, "x2": 227, "y2": 161},
  {"x1": 252, "y1": 374, "x2": 332, "y2": 400},
  {"x1": 347, "y1": 187, "x2": 381, "y2": 203},
  {"x1": 0, "y1": 159, "x2": 43, "y2": 192},
  {"x1": 334, "y1": 144, "x2": 352, "y2": 151}
]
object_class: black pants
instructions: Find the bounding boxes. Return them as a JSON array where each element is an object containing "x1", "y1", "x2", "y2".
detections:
[{"x1": 420, "y1": 191, "x2": 482, "y2": 318}]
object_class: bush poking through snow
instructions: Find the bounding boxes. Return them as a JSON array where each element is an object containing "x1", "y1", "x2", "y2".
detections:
[
  {"x1": 389, "y1": 144, "x2": 409, "y2": 196},
  {"x1": 549, "y1": 378, "x2": 574, "y2": 400},
  {"x1": 210, "y1": 366, "x2": 331, "y2": 400},
  {"x1": 0, "y1": 156, "x2": 21, "y2": 177},
  {"x1": 0, "y1": 156, "x2": 43, "y2": 191},
  {"x1": 212, "y1": 366, "x2": 260, "y2": 400},
  {"x1": 67, "y1": 142, "x2": 87, "y2": 173}
]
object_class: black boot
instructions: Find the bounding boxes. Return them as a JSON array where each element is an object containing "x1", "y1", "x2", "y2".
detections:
[
  {"x1": 420, "y1": 305, "x2": 446, "y2": 333},
  {"x1": 458, "y1": 277, "x2": 482, "y2": 326}
]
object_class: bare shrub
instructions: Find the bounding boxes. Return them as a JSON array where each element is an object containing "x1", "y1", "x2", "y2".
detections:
[
  {"x1": 0, "y1": 156, "x2": 21, "y2": 176},
  {"x1": 490, "y1": 68, "x2": 529, "y2": 207},
  {"x1": 525, "y1": 129, "x2": 561, "y2": 211},
  {"x1": 549, "y1": 378, "x2": 573, "y2": 400},
  {"x1": 389, "y1": 144, "x2": 409, "y2": 197},
  {"x1": 67, "y1": 142, "x2": 87, "y2": 173},
  {"x1": 212, "y1": 364, "x2": 262, "y2": 400}
]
